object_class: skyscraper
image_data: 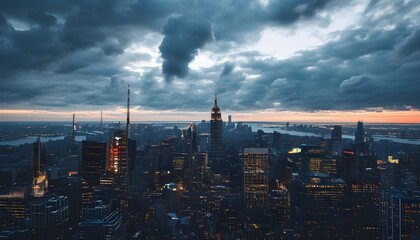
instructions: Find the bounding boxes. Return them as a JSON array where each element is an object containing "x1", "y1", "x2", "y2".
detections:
[
  {"x1": 33, "y1": 137, "x2": 46, "y2": 179},
  {"x1": 355, "y1": 121, "x2": 364, "y2": 144},
  {"x1": 32, "y1": 137, "x2": 47, "y2": 197},
  {"x1": 81, "y1": 141, "x2": 107, "y2": 204},
  {"x1": 291, "y1": 173, "x2": 346, "y2": 239},
  {"x1": 242, "y1": 148, "x2": 269, "y2": 210},
  {"x1": 108, "y1": 129, "x2": 128, "y2": 192},
  {"x1": 331, "y1": 125, "x2": 343, "y2": 156},
  {"x1": 331, "y1": 125, "x2": 342, "y2": 143},
  {"x1": 209, "y1": 93, "x2": 223, "y2": 169},
  {"x1": 380, "y1": 188, "x2": 420, "y2": 240},
  {"x1": 108, "y1": 128, "x2": 136, "y2": 216},
  {"x1": 79, "y1": 200, "x2": 123, "y2": 240},
  {"x1": 30, "y1": 196, "x2": 69, "y2": 240},
  {"x1": 126, "y1": 84, "x2": 131, "y2": 138},
  {"x1": 242, "y1": 148, "x2": 270, "y2": 238}
]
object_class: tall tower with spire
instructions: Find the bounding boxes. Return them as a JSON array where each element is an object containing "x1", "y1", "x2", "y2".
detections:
[
  {"x1": 100, "y1": 110, "x2": 103, "y2": 132},
  {"x1": 72, "y1": 113, "x2": 76, "y2": 148},
  {"x1": 209, "y1": 92, "x2": 223, "y2": 170},
  {"x1": 32, "y1": 137, "x2": 47, "y2": 197},
  {"x1": 126, "y1": 84, "x2": 130, "y2": 138}
]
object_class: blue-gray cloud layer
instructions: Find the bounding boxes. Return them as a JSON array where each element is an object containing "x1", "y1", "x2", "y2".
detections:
[
  {"x1": 0, "y1": 0, "x2": 419, "y2": 113},
  {"x1": 159, "y1": 16, "x2": 214, "y2": 80}
]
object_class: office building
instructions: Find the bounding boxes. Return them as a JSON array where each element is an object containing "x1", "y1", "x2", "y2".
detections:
[
  {"x1": 32, "y1": 138, "x2": 47, "y2": 197},
  {"x1": 209, "y1": 93, "x2": 223, "y2": 169},
  {"x1": 79, "y1": 200, "x2": 123, "y2": 240},
  {"x1": 331, "y1": 125, "x2": 342, "y2": 155},
  {"x1": 0, "y1": 187, "x2": 30, "y2": 229},
  {"x1": 30, "y1": 195, "x2": 69, "y2": 240},
  {"x1": 291, "y1": 173, "x2": 346, "y2": 239},
  {"x1": 242, "y1": 148, "x2": 269, "y2": 210},
  {"x1": 380, "y1": 188, "x2": 420, "y2": 240},
  {"x1": 355, "y1": 121, "x2": 364, "y2": 145},
  {"x1": 81, "y1": 141, "x2": 107, "y2": 204}
]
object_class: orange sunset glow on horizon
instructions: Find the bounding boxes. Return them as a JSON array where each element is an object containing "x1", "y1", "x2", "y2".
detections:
[{"x1": 0, "y1": 109, "x2": 419, "y2": 124}]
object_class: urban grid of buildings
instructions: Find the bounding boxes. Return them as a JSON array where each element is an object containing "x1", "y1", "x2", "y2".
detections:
[{"x1": 0, "y1": 87, "x2": 419, "y2": 239}]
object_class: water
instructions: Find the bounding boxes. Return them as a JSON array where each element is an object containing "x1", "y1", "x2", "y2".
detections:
[
  {"x1": 0, "y1": 135, "x2": 86, "y2": 146},
  {"x1": 246, "y1": 123, "x2": 420, "y2": 145},
  {"x1": 1, "y1": 123, "x2": 418, "y2": 146}
]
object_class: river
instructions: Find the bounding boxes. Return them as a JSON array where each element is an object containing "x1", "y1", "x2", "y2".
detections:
[{"x1": 0, "y1": 135, "x2": 86, "y2": 146}]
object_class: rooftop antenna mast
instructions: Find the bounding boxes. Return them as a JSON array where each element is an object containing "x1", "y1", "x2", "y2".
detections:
[
  {"x1": 100, "y1": 110, "x2": 103, "y2": 132},
  {"x1": 126, "y1": 85, "x2": 130, "y2": 137},
  {"x1": 72, "y1": 113, "x2": 75, "y2": 149}
]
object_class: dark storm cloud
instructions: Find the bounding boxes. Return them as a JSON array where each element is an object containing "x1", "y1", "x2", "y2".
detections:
[
  {"x1": 0, "y1": 0, "x2": 418, "y2": 114},
  {"x1": 159, "y1": 16, "x2": 214, "y2": 80},
  {"x1": 395, "y1": 29, "x2": 420, "y2": 57},
  {"x1": 265, "y1": 0, "x2": 332, "y2": 24},
  {"x1": 220, "y1": 62, "x2": 235, "y2": 77}
]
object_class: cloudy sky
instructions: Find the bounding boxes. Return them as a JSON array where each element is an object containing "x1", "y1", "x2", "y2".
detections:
[{"x1": 0, "y1": 0, "x2": 419, "y2": 123}]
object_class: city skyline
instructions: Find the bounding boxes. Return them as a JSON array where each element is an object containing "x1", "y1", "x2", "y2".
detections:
[
  {"x1": 1, "y1": 108, "x2": 420, "y2": 123},
  {"x1": 1, "y1": 1, "x2": 420, "y2": 239},
  {"x1": 1, "y1": 0, "x2": 419, "y2": 123}
]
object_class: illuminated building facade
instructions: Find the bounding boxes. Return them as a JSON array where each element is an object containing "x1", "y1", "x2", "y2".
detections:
[
  {"x1": 0, "y1": 187, "x2": 30, "y2": 229},
  {"x1": 81, "y1": 141, "x2": 107, "y2": 205},
  {"x1": 108, "y1": 129, "x2": 136, "y2": 216},
  {"x1": 243, "y1": 148, "x2": 269, "y2": 210},
  {"x1": 345, "y1": 182, "x2": 380, "y2": 238},
  {"x1": 32, "y1": 138, "x2": 47, "y2": 197},
  {"x1": 188, "y1": 153, "x2": 207, "y2": 191},
  {"x1": 209, "y1": 93, "x2": 223, "y2": 170},
  {"x1": 269, "y1": 188, "x2": 291, "y2": 238},
  {"x1": 300, "y1": 145, "x2": 337, "y2": 175},
  {"x1": 109, "y1": 130, "x2": 128, "y2": 176},
  {"x1": 291, "y1": 173, "x2": 346, "y2": 239},
  {"x1": 380, "y1": 188, "x2": 420, "y2": 240}
]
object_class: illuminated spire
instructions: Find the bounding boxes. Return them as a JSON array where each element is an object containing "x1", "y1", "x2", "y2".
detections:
[{"x1": 211, "y1": 92, "x2": 221, "y2": 121}]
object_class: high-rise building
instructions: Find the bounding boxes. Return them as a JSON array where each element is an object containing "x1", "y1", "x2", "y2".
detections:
[
  {"x1": 234, "y1": 146, "x2": 273, "y2": 237},
  {"x1": 33, "y1": 137, "x2": 46, "y2": 179},
  {"x1": 30, "y1": 195, "x2": 69, "y2": 240},
  {"x1": 0, "y1": 187, "x2": 30, "y2": 229},
  {"x1": 273, "y1": 131, "x2": 281, "y2": 149},
  {"x1": 209, "y1": 93, "x2": 223, "y2": 169},
  {"x1": 380, "y1": 188, "x2": 420, "y2": 240},
  {"x1": 81, "y1": 141, "x2": 107, "y2": 204},
  {"x1": 355, "y1": 121, "x2": 364, "y2": 145},
  {"x1": 300, "y1": 145, "x2": 336, "y2": 175},
  {"x1": 109, "y1": 130, "x2": 128, "y2": 179},
  {"x1": 108, "y1": 129, "x2": 136, "y2": 216},
  {"x1": 291, "y1": 173, "x2": 346, "y2": 239},
  {"x1": 78, "y1": 200, "x2": 123, "y2": 240},
  {"x1": 342, "y1": 149, "x2": 357, "y2": 182},
  {"x1": 32, "y1": 138, "x2": 47, "y2": 197},
  {"x1": 269, "y1": 187, "x2": 291, "y2": 238},
  {"x1": 48, "y1": 176, "x2": 81, "y2": 230},
  {"x1": 242, "y1": 148, "x2": 269, "y2": 210},
  {"x1": 331, "y1": 125, "x2": 342, "y2": 143},
  {"x1": 331, "y1": 125, "x2": 343, "y2": 155}
]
